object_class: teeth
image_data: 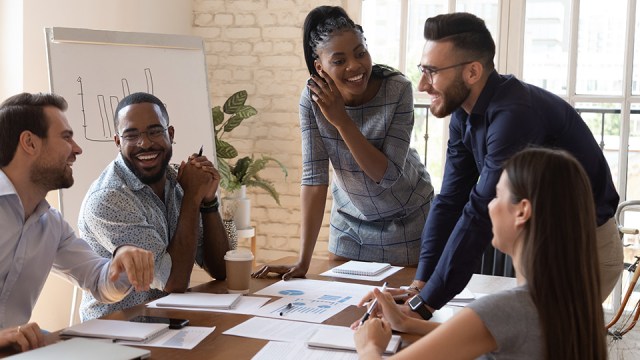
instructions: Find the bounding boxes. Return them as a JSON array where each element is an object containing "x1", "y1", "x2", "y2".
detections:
[
  {"x1": 347, "y1": 74, "x2": 363, "y2": 82},
  {"x1": 137, "y1": 153, "x2": 158, "y2": 161}
]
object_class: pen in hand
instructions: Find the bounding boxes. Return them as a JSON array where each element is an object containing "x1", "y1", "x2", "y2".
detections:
[
  {"x1": 197, "y1": 145, "x2": 203, "y2": 157},
  {"x1": 359, "y1": 282, "x2": 388, "y2": 326}
]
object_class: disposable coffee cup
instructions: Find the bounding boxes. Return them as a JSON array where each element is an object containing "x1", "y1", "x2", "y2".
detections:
[{"x1": 224, "y1": 249, "x2": 254, "y2": 294}]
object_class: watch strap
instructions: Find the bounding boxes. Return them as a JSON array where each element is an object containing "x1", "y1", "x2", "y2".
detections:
[
  {"x1": 410, "y1": 295, "x2": 433, "y2": 320},
  {"x1": 200, "y1": 196, "x2": 219, "y2": 213}
]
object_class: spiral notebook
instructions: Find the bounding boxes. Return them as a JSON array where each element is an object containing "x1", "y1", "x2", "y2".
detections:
[{"x1": 331, "y1": 261, "x2": 391, "y2": 276}]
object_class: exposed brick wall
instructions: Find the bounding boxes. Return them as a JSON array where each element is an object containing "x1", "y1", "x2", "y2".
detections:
[{"x1": 193, "y1": 0, "x2": 347, "y2": 265}]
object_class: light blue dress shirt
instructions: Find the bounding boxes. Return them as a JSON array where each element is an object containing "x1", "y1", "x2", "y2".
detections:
[{"x1": 0, "y1": 170, "x2": 131, "y2": 328}]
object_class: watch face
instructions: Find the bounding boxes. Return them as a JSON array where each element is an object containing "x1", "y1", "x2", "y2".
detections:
[{"x1": 409, "y1": 295, "x2": 422, "y2": 309}]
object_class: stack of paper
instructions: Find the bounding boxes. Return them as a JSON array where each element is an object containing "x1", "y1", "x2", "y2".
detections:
[
  {"x1": 331, "y1": 261, "x2": 391, "y2": 276},
  {"x1": 60, "y1": 319, "x2": 168, "y2": 342},
  {"x1": 153, "y1": 292, "x2": 242, "y2": 309},
  {"x1": 306, "y1": 327, "x2": 401, "y2": 354}
]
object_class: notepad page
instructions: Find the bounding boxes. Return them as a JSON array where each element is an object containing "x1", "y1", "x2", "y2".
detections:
[
  {"x1": 331, "y1": 261, "x2": 391, "y2": 276},
  {"x1": 306, "y1": 327, "x2": 401, "y2": 354}
]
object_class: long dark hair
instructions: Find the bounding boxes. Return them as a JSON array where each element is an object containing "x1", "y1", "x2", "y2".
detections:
[{"x1": 504, "y1": 148, "x2": 606, "y2": 360}]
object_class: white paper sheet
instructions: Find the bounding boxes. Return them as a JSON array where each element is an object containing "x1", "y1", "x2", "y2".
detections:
[
  {"x1": 320, "y1": 266, "x2": 403, "y2": 282},
  {"x1": 252, "y1": 341, "x2": 359, "y2": 360},
  {"x1": 223, "y1": 317, "x2": 322, "y2": 342},
  {"x1": 146, "y1": 295, "x2": 270, "y2": 314},
  {"x1": 116, "y1": 326, "x2": 215, "y2": 349},
  {"x1": 254, "y1": 279, "x2": 375, "y2": 306},
  {"x1": 251, "y1": 296, "x2": 349, "y2": 323}
]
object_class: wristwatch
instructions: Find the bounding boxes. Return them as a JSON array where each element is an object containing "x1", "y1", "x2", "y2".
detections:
[
  {"x1": 408, "y1": 294, "x2": 433, "y2": 320},
  {"x1": 200, "y1": 196, "x2": 219, "y2": 213}
]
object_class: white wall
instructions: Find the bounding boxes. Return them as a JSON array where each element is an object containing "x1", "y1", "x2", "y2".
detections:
[
  {"x1": 0, "y1": 0, "x2": 24, "y2": 100},
  {"x1": 4, "y1": 0, "x2": 192, "y2": 331}
]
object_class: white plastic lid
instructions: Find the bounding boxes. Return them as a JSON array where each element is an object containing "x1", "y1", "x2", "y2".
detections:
[{"x1": 224, "y1": 249, "x2": 254, "y2": 261}]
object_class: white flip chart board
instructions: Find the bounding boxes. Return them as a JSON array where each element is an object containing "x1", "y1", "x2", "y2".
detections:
[{"x1": 45, "y1": 27, "x2": 214, "y2": 229}]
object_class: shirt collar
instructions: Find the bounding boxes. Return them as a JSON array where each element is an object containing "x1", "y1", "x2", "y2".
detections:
[
  {"x1": 114, "y1": 153, "x2": 177, "y2": 192},
  {"x1": 0, "y1": 169, "x2": 51, "y2": 217},
  {"x1": 470, "y1": 70, "x2": 503, "y2": 116},
  {"x1": 0, "y1": 169, "x2": 16, "y2": 197}
]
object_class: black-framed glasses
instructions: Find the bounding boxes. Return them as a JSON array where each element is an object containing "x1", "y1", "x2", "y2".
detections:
[
  {"x1": 119, "y1": 125, "x2": 168, "y2": 143},
  {"x1": 417, "y1": 61, "x2": 474, "y2": 84}
]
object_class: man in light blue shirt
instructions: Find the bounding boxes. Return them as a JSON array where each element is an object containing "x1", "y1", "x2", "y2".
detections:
[{"x1": 0, "y1": 92, "x2": 154, "y2": 353}]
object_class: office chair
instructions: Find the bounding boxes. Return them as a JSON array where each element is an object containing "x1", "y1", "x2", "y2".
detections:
[{"x1": 606, "y1": 200, "x2": 640, "y2": 339}]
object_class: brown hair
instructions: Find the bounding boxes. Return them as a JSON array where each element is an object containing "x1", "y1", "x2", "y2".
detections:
[
  {"x1": 504, "y1": 147, "x2": 605, "y2": 359},
  {"x1": 423, "y1": 12, "x2": 495, "y2": 72},
  {"x1": 0, "y1": 92, "x2": 68, "y2": 167}
]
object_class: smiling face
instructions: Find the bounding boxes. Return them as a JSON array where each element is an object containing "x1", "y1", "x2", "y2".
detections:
[
  {"x1": 30, "y1": 106, "x2": 83, "y2": 190},
  {"x1": 115, "y1": 102, "x2": 174, "y2": 186},
  {"x1": 313, "y1": 30, "x2": 373, "y2": 104},
  {"x1": 418, "y1": 41, "x2": 471, "y2": 118}
]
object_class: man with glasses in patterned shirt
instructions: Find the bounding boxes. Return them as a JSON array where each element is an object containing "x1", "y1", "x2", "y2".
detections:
[
  {"x1": 77, "y1": 92, "x2": 229, "y2": 320},
  {"x1": 396, "y1": 12, "x2": 623, "y2": 321}
]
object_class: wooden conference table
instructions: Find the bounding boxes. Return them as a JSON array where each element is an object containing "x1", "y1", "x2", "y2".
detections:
[{"x1": 7, "y1": 257, "x2": 517, "y2": 359}]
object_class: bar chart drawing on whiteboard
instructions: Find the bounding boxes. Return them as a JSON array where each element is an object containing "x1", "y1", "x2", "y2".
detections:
[{"x1": 76, "y1": 67, "x2": 157, "y2": 142}]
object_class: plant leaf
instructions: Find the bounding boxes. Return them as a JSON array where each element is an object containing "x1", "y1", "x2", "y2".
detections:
[
  {"x1": 217, "y1": 159, "x2": 232, "y2": 190},
  {"x1": 231, "y1": 156, "x2": 252, "y2": 182},
  {"x1": 223, "y1": 114, "x2": 244, "y2": 132},
  {"x1": 244, "y1": 179, "x2": 281, "y2": 206},
  {"x1": 223, "y1": 90, "x2": 247, "y2": 114},
  {"x1": 215, "y1": 138, "x2": 238, "y2": 159},
  {"x1": 211, "y1": 106, "x2": 224, "y2": 127},
  {"x1": 235, "y1": 105, "x2": 257, "y2": 119}
]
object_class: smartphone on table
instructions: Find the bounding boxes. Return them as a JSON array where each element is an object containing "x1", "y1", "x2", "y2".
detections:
[{"x1": 129, "y1": 315, "x2": 189, "y2": 329}]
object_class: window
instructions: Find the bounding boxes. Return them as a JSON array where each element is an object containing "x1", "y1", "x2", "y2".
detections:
[{"x1": 362, "y1": 0, "x2": 639, "y2": 201}]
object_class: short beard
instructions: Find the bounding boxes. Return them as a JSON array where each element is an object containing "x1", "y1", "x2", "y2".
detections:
[
  {"x1": 30, "y1": 161, "x2": 73, "y2": 191},
  {"x1": 121, "y1": 147, "x2": 172, "y2": 186},
  {"x1": 430, "y1": 73, "x2": 471, "y2": 118}
]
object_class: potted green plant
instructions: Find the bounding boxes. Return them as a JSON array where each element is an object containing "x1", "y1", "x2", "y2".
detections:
[{"x1": 212, "y1": 90, "x2": 288, "y2": 229}]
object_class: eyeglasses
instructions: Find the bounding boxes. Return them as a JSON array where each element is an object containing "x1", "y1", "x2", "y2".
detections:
[
  {"x1": 417, "y1": 61, "x2": 474, "y2": 84},
  {"x1": 119, "y1": 126, "x2": 168, "y2": 143}
]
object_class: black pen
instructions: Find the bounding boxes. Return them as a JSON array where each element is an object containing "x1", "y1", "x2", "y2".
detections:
[
  {"x1": 279, "y1": 302, "x2": 293, "y2": 316},
  {"x1": 360, "y1": 282, "x2": 387, "y2": 326},
  {"x1": 197, "y1": 145, "x2": 203, "y2": 157}
]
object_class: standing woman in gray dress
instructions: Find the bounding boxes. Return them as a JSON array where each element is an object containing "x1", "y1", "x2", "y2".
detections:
[{"x1": 253, "y1": 6, "x2": 434, "y2": 279}]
